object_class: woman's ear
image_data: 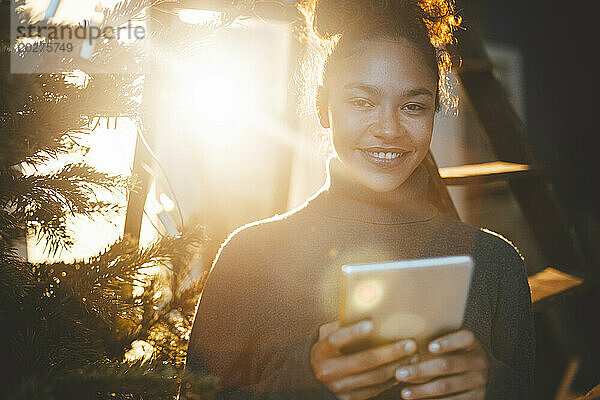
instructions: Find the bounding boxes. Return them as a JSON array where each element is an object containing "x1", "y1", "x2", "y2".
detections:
[{"x1": 316, "y1": 85, "x2": 330, "y2": 129}]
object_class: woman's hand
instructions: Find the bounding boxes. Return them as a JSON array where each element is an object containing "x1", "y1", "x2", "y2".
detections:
[
  {"x1": 310, "y1": 319, "x2": 417, "y2": 400},
  {"x1": 394, "y1": 330, "x2": 489, "y2": 399}
]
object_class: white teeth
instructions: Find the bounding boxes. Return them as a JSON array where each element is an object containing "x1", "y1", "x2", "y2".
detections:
[{"x1": 367, "y1": 151, "x2": 402, "y2": 160}]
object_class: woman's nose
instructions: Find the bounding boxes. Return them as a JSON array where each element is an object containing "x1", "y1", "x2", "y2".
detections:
[{"x1": 373, "y1": 106, "x2": 402, "y2": 139}]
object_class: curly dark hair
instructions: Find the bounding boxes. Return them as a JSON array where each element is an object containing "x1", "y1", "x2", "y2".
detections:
[{"x1": 294, "y1": 0, "x2": 461, "y2": 138}]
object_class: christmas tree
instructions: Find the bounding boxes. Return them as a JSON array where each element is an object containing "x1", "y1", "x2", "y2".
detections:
[{"x1": 1, "y1": 0, "x2": 252, "y2": 398}]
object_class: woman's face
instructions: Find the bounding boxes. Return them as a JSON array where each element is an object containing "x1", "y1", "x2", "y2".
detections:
[{"x1": 320, "y1": 39, "x2": 437, "y2": 192}]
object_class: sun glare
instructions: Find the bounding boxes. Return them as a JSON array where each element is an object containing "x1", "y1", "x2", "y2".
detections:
[
  {"x1": 178, "y1": 9, "x2": 222, "y2": 25},
  {"x1": 187, "y1": 58, "x2": 254, "y2": 132},
  {"x1": 158, "y1": 16, "x2": 295, "y2": 155}
]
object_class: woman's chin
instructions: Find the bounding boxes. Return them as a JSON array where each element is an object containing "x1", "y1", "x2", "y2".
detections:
[
  {"x1": 354, "y1": 172, "x2": 409, "y2": 193},
  {"x1": 340, "y1": 151, "x2": 421, "y2": 193}
]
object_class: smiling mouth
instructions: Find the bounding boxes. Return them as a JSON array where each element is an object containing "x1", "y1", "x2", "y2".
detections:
[{"x1": 359, "y1": 149, "x2": 411, "y2": 167}]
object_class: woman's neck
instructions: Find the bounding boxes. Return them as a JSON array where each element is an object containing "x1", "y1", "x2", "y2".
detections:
[{"x1": 311, "y1": 156, "x2": 439, "y2": 225}]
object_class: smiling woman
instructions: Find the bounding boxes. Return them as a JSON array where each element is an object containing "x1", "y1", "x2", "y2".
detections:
[
  {"x1": 181, "y1": 1, "x2": 535, "y2": 400},
  {"x1": 318, "y1": 39, "x2": 437, "y2": 193}
]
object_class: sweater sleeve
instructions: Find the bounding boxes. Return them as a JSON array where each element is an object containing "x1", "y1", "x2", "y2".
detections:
[
  {"x1": 181, "y1": 231, "x2": 337, "y2": 400},
  {"x1": 482, "y1": 235, "x2": 536, "y2": 400},
  {"x1": 215, "y1": 332, "x2": 338, "y2": 400}
]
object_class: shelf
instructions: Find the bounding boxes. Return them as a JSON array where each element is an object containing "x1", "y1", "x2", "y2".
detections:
[
  {"x1": 528, "y1": 267, "x2": 584, "y2": 313},
  {"x1": 439, "y1": 161, "x2": 537, "y2": 185}
]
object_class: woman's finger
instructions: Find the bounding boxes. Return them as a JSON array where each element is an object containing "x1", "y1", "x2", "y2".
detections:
[
  {"x1": 320, "y1": 338, "x2": 416, "y2": 381},
  {"x1": 329, "y1": 358, "x2": 406, "y2": 393},
  {"x1": 428, "y1": 330, "x2": 477, "y2": 354},
  {"x1": 399, "y1": 370, "x2": 488, "y2": 399},
  {"x1": 336, "y1": 378, "x2": 397, "y2": 400},
  {"x1": 395, "y1": 353, "x2": 487, "y2": 382},
  {"x1": 319, "y1": 320, "x2": 341, "y2": 340},
  {"x1": 326, "y1": 320, "x2": 374, "y2": 350}
]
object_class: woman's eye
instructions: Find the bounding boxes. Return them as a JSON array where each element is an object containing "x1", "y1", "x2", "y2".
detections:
[
  {"x1": 348, "y1": 99, "x2": 373, "y2": 108},
  {"x1": 403, "y1": 103, "x2": 426, "y2": 112}
]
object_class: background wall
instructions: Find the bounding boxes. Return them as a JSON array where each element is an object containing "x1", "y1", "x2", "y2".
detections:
[{"x1": 473, "y1": 0, "x2": 599, "y2": 396}]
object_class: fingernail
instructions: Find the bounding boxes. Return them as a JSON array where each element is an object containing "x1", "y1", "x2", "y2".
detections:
[
  {"x1": 359, "y1": 321, "x2": 373, "y2": 333},
  {"x1": 402, "y1": 388, "x2": 412, "y2": 398},
  {"x1": 403, "y1": 340, "x2": 415, "y2": 352},
  {"x1": 428, "y1": 341, "x2": 440, "y2": 353},
  {"x1": 396, "y1": 368, "x2": 409, "y2": 379}
]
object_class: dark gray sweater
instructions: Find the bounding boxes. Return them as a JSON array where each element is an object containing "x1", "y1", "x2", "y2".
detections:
[{"x1": 182, "y1": 157, "x2": 535, "y2": 399}]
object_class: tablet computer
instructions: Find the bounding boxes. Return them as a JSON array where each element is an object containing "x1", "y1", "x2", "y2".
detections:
[{"x1": 339, "y1": 255, "x2": 474, "y2": 354}]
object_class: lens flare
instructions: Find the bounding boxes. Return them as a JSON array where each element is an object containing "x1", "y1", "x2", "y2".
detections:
[{"x1": 353, "y1": 280, "x2": 383, "y2": 310}]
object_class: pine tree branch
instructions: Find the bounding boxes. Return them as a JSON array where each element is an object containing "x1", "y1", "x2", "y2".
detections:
[
  {"x1": 1, "y1": 71, "x2": 88, "y2": 168},
  {"x1": 0, "y1": 1, "x2": 221, "y2": 396},
  {"x1": 1, "y1": 164, "x2": 129, "y2": 254},
  {"x1": 104, "y1": 0, "x2": 165, "y2": 28},
  {"x1": 54, "y1": 362, "x2": 220, "y2": 400},
  {"x1": 36, "y1": 224, "x2": 205, "y2": 329},
  {"x1": 1, "y1": 71, "x2": 142, "y2": 168},
  {"x1": 0, "y1": 243, "x2": 34, "y2": 302}
]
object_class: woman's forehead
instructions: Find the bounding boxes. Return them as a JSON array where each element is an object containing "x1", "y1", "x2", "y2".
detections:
[{"x1": 328, "y1": 39, "x2": 436, "y2": 93}]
